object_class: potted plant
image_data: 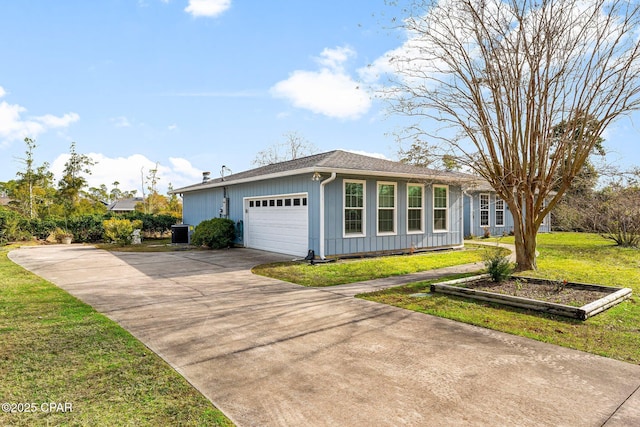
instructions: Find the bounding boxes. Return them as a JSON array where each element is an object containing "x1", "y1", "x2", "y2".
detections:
[{"x1": 53, "y1": 227, "x2": 73, "y2": 244}]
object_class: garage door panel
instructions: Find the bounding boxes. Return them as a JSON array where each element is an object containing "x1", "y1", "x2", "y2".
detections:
[{"x1": 245, "y1": 196, "x2": 308, "y2": 257}]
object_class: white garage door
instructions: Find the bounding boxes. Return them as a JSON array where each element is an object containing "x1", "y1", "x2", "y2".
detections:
[{"x1": 244, "y1": 194, "x2": 309, "y2": 257}]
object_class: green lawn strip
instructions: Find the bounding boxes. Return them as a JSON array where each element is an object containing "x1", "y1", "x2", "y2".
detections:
[
  {"x1": 360, "y1": 233, "x2": 640, "y2": 364},
  {"x1": 95, "y1": 238, "x2": 200, "y2": 253},
  {"x1": 0, "y1": 245, "x2": 233, "y2": 427},
  {"x1": 252, "y1": 245, "x2": 495, "y2": 287}
]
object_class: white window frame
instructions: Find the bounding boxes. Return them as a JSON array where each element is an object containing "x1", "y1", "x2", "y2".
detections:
[
  {"x1": 495, "y1": 198, "x2": 505, "y2": 227},
  {"x1": 480, "y1": 193, "x2": 490, "y2": 227},
  {"x1": 407, "y1": 183, "x2": 424, "y2": 234},
  {"x1": 343, "y1": 179, "x2": 366, "y2": 238},
  {"x1": 376, "y1": 181, "x2": 397, "y2": 236},
  {"x1": 433, "y1": 184, "x2": 449, "y2": 233}
]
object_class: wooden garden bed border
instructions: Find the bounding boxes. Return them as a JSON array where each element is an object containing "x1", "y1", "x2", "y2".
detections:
[{"x1": 429, "y1": 275, "x2": 633, "y2": 320}]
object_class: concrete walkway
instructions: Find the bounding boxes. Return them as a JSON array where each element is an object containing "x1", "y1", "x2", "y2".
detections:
[{"x1": 8, "y1": 244, "x2": 640, "y2": 427}]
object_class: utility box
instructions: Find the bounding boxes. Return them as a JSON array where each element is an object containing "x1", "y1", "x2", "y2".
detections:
[{"x1": 171, "y1": 224, "x2": 194, "y2": 244}]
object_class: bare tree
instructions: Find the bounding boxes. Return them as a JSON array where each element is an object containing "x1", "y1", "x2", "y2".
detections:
[
  {"x1": 382, "y1": 0, "x2": 640, "y2": 270},
  {"x1": 597, "y1": 185, "x2": 640, "y2": 247},
  {"x1": 253, "y1": 131, "x2": 318, "y2": 166}
]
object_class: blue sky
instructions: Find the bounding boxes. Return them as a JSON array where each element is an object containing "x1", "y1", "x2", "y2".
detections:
[{"x1": 1, "y1": 0, "x2": 638, "y2": 195}]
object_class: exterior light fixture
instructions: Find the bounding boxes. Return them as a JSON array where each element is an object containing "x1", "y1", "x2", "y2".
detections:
[{"x1": 312, "y1": 172, "x2": 322, "y2": 181}]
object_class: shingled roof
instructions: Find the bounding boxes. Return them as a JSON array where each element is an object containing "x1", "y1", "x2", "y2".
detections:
[
  {"x1": 172, "y1": 150, "x2": 475, "y2": 194},
  {"x1": 107, "y1": 197, "x2": 144, "y2": 212}
]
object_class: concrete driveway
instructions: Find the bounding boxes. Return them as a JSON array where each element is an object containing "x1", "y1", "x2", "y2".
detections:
[{"x1": 9, "y1": 244, "x2": 640, "y2": 426}]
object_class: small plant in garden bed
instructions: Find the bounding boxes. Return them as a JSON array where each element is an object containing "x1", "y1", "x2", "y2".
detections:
[{"x1": 483, "y1": 247, "x2": 514, "y2": 282}]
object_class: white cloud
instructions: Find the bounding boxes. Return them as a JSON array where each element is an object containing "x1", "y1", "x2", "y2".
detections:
[
  {"x1": 343, "y1": 149, "x2": 389, "y2": 160},
  {"x1": 185, "y1": 0, "x2": 230, "y2": 18},
  {"x1": 35, "y1": 112, "x2": 80, "y2": 128},
  {"x1": 168, "y1": 124, "x2": 178, "y2": 131},
  {"x1": 316, "y1": 46, "x2": 355, "y2": 71},
  {"x1": 0, "y1": 91, "x2": 79, "y2": 146},
  {"x1": 169, "y1": 156, "x2": 201, "y2": 177},
  {"x1": 50, "y1": 153, "x2": 203, "y2": 195},
  {"x1": 270, "y1": 46, "x2": 371, "y2": 120},
  {"x1": 111, "y1": 116, "x2": 132, "y2": 128}
]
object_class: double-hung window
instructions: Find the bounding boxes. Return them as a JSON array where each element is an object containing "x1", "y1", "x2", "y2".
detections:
[
  {"x1": 495, "y1": 198, "x2": 505, "y2": 227},
  {"x1": 433, "y1": 185, "x2": 448, "y2": 232},
  {"x1": 344, "y1": 180, "x2": 365, "y2": 236},
  {"x1": 407, "y1": 184, "x2": 424, "y2": 233},
  {"x1": 377, "y1": 182, "x2": 396, "y2": 235},
  {"x1": 480, "y1": 194, "x2": 490, "y2": 227}
]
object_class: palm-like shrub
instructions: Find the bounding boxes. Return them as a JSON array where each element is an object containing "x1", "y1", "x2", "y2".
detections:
[{"x1": 483, "y1": 248, "x2": 514, "y2": 282}]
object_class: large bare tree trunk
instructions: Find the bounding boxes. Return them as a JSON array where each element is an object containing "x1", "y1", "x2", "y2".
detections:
[
  {"x1": 508, "y1": 194, "x2": 539, "y2": 271},
  {"x1": 513, "y1": 218, "x2": 538, "y2": 272}
]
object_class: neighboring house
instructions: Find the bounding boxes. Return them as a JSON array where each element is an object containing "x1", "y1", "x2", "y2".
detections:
[
  {"x1": 463, "y1": 181, "x2": 552, "y2": 238},
  {"x1": 172, "y1": 150, "x2": 473, "y2": 258},
  {"x1": 107, "y1": 197, "x2": 144, "y2": 214},
  {"x1": 0, "y1": 196, "x2": 11, "y2": 207}
]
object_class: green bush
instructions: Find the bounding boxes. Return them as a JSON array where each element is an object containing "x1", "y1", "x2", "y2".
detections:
[
  {"x1": 103, "y1": 218, "x2": 143, "y2": 245},
  {"x1": 118, "y1": 212, "x2": 179, "y2": 236},
  {"x1": 483, "y1": 248, "x2": 514, "y2": 283},
  {"x1": 66, "y1": 214, "x2": 105, "y2": 243},
  {"x1": 0, "y1": 207, "x2": 30, "y2": 245},
  {"x1": 29, "y1": 218, "x2": 58, "y2": 240},
  {"x1": 192, "y1": 218, "x2": 235, "y2": 249}
]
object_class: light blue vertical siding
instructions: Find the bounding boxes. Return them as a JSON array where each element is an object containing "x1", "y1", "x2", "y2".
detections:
[
  {"x1": 322, "y1": 176, "x2": 464, "y2": 257},
  {"x1": 181, "y1": 175, "x2": 320, "y2": 247},
  {"x1": 181, "y1": 173, "x2": 465, "y2": 256},
  {"x1": 464, "y1": 191, "x2": 551, "y2": 237},
  {"x1": 182, "y1": 189, "x2": 224, "y2": 227}
]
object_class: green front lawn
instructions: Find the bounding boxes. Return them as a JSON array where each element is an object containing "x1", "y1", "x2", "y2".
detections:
[
  {"x1": 95, "y1": 238, "x2": 199, "y2": 252},
  {"x1": 0, "y1": 244, "x2": 232, "y2": 426},
  {"x1": 252, "y1": 245, "x2": 491, "y2": 287},
  {"x1": 361, "y1": 233, "x2": 640, "y2": 364}
]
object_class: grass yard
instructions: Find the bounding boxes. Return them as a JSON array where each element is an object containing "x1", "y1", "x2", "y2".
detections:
[
  {"x1": 252, "y1": 245, "x2": 491, "y2": 287},
  {"x1": 0, "y1": 244, "x2": 233, "y2": 426},
  {"x1": 361, "y1": 233, "x2": 640, "y2": 364},
  {"x1": 95, "y1": 238, "x2": 196, "y2": 252}
]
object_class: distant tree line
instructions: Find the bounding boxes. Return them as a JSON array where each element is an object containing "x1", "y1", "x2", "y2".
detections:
[
  {"x1": 0, "y1": 137, "x2": 181, "y2": 245},
  {"x1": 552, "y1": 169, "x2": 640, "y2": 248}
]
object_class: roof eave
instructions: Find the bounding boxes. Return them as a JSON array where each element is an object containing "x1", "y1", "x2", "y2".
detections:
[{"x1": 170, "y1": 166, "x2": 473, "y2": 194}]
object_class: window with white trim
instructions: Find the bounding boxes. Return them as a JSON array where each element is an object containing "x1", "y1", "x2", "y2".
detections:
[
  {"x1": 407, "y1": 184, "x2": 424, "y2": 233},
  {"x1": 433, "y1": 185, "x2": 448, "y2": 232},
  {"x1": 495, "y1": 198, "x2": 505, "y2": 227},
  {"x1": 344, "y1": 180, "x2": 365, "y2": 236},
  {"x1": 377, "y1": 182, "x2": 396, "y2": 235},
  {"x1": 480, "y1": 194, "x2": 490, "y2": 227}
]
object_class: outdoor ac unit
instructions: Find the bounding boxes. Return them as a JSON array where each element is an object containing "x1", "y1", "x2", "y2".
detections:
[{"x1": 171, "y1": 224, "x2": 194, "y2": 244}]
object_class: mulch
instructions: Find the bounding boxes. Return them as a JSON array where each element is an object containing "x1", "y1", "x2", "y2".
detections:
[{"x1": 465, "y1": 278, "x2": 611, "y2": 307}]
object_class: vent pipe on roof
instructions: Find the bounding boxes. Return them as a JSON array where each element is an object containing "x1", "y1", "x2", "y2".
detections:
[
  {"x1": 220, "y1": 165, "x2": 232, "y2": 181},
  {"x1": 202, "y1": 171, "x2": 211, "y2": 183}
]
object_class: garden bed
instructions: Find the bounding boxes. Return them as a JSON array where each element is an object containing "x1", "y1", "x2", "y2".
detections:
[{"x1": 427, "y1": 275, "x2": 632, "y2": 320}]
